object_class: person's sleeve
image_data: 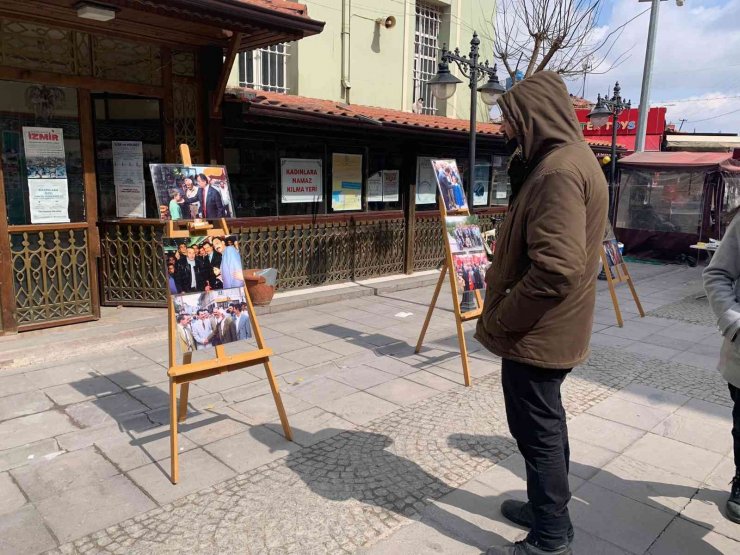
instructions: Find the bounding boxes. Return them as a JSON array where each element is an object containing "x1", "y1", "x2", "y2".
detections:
[
  {"x1": 703, "y1": 217, "x2": 740, "y2": 338},
  {"x1": 496, "y1": 170, "x2": 588, "y2": 333}
]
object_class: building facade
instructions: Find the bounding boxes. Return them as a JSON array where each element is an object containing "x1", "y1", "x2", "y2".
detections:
[{"x1": 227, "y1": 0, "x2": 497, "y2": 121}]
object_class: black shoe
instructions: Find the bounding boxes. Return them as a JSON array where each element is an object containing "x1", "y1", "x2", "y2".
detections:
[
  {"x1": 728, "y1": 472, "x2": 740, "y2": 524},
  {"x1": 500, "y1": 500, "x2": 575, "y2": 544},
  {"x1": 484, "y1": 539, "x2": 572, "y2": 555}
]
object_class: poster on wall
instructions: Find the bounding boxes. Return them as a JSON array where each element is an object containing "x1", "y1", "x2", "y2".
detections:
[
  {"x1": 382, "y1": 170, "x2": 400, "y2": 202},
  {"x1": 416, "y1": 156, "x2": 437, "y2": 205},
  {"x1": 113, "y1": 141, "x2": 146, "y2": 218},
  {"x1": 281, "y1": 158, "x2": 323, "y2": 203},
  {"x1": 368, "y1": 170, "x2": 400, "y2": 203},
  {"x1": 474, "y1": 160, "x2": 491, "y2": 206},
  {"x1": 331, "y1": 153, "x2": 362, "y2": 211},
  {"x1": 22, "y1": 126, "x2": 70, "y2": 223}
]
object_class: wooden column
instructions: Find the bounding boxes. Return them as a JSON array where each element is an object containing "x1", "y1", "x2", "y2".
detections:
[
  {"x1": 404, "y1": 183, "x2": 416, "y2": 274},
  {"x1": 161, "y1": 47, "x2": 177, "y2": 163},
  {"x1": 78, "y1": 89, "x2": 101, "y2": 319},
  {"x1": 0, "y1": 155, "x2": 17, "y2": 333}
]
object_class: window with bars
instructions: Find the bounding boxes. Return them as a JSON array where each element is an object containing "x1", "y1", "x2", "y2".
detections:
[
  {"x1": 238, "y1": 43, "x2": 289, "y2": 93},
  {"x1": 413, "y1": 2, "x2": 442, "y2": 115}
]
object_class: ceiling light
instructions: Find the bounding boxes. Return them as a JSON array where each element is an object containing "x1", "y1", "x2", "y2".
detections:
[{"x1": 76, "y1": 3, "x2": 117, "y2": 22}]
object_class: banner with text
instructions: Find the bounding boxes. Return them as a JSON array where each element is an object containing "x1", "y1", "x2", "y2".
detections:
[
  {"x1": 113, "y1": 141, "x2": 146, "y2": 218},
  {"x1": 281, "y1": 158, "x2": 323, "y2": 203},
  {"x1": 23, "y1": 126, "x2": 70, "y2": 223}
]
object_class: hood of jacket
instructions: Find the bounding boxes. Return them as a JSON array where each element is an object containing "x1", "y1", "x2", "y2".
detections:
[{"x1": 497, "y1": 71, "x2": 584, "y2": 167}]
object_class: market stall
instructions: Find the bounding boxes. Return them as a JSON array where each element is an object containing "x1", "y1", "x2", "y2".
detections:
[{"x1": 615, "y1": 151, "x2": 740, "y2": 262}]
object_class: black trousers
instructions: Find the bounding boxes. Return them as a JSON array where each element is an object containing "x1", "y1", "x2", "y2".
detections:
[
  {"x1": 502, "y1": 358, "x2": 572, "y2": 550},
  {"x1": 730, "y1": 384, "x2": 740, "y2": 470}
]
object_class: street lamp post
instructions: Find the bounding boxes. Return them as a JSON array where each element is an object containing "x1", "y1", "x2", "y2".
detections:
[
  {"x1": 587, "y1": 82, "x2": 631, "y2": 224},
  {"x1": 427, "y1": 32, "x2": 505, "y2": 311}
]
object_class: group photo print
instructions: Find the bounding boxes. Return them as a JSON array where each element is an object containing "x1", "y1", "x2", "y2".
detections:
[
  {"x1": 150, "y1": 164, "x2": 234, "y2": 220},
  {"x1": 163, "y1": 235, "x2": 245, "y2": 294},
  {"x1": 173, "y1": 287, "x2": 252, "y2": 353},
  {"x1": 453, "y1": 252, "x2": 490, "y2": 292},
  {"x1": 432, "y1": 159, "x2": 467, "y2": 212},
  {"x1": 445, "y1": 215, "x2": 484, "y2": 253}
]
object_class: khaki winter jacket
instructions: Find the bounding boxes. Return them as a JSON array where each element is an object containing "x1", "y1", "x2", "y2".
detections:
[{"x1": 475, "y1": 71, "x2": 608, "y2": 369}]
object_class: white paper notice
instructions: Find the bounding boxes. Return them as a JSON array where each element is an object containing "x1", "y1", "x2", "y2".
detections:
[
  {"x1": 367, "y1": 172, "x2": 383, "y2": 202},
  {"x1": 281, "y1": 158, "x2": 323, "y2": 203},
  {"x1": 27, "y1": 179, "x2": 70, "y2": 223},
  {"x1": 382, "y1": 170, "x2": 400, "y2": 202},
  {"x1": 113, "y1": 141, "x2": 146, "y2": 218},
  {"x1": 416, "y1": 157, "x2": 437, "y2": 205},
  {"x1": 23, "y1": 127, "x2": 70, "y2": 223}
]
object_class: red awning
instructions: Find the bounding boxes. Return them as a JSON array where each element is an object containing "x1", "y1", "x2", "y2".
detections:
[{"x1": 619, "y1": 151, "x2": 739, "y2": 171}]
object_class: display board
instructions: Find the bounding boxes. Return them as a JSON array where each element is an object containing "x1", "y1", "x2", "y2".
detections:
[{"x1": 158, "y1": 145, "x2": 292, "y2": 484}]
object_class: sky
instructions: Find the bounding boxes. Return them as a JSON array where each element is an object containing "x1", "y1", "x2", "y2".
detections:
[{"x1": 567, "y1": 0, "x2": 740, "y2": 133}]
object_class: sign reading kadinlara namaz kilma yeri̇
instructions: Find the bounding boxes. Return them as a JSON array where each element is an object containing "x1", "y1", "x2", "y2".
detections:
[{"x1": 281, "y1": 158, "x2": 323, "y2": 203}]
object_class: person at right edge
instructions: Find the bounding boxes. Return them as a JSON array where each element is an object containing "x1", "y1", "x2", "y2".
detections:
[
  {"x1": 475, "y1": 71, "x2": 608, "y2": 555},
  {"x1": 702, "y1": 214, "x2": 740, "y2": 527}
]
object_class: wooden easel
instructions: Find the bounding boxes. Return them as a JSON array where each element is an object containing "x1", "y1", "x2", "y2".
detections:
[
  {"x1": 166, "y1": 144, "x2": 292, "y2": 484},
  {"x1": 416, "y1": 197, "x2": 483, "y2": 387},
  {"x1": 600, "y1": 246, "x2": 645, "y2": 327}
]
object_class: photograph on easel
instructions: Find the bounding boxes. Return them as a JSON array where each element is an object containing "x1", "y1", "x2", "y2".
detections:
[
  {"x1": 603, "y1": 239, "x2": 624, "y2": 268},
  {"x1": 163, "y1": 235, "x2": 245, "y2": 294},
  {"x1": 431, "y1": 159, "x2": 467, "y2": 211},
  {"x1": 150, "y1": 164, "x2": 234, "y2": 220},
  {"x1": 445, "y1": 215, "x2": 484, "y2": 253},
  {"x1": 173, "y1": 287, "x2": 252, "y2": 352},
  {"x1": 452, "y1": 252, "x2": 490, "y2": 292}
]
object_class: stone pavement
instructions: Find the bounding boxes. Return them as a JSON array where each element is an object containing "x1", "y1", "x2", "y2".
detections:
[{"x1": 1, "y1": 263, "x2": 739, "y2": 554}]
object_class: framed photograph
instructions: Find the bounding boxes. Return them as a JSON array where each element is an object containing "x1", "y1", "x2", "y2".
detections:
[
  {"x1": 163, "y1": 235, "x2": 244, "y2": 294},
  {"x1": 452, "y1": 251, "x2": 490, "y2": 292},
  {"x1": 603, "y1": 239, "x2": 624, "y2": 268},
  {"x1": 445, "y1": 215, "x2": 484, "y2": 254},
  {"x1": 173, "y1": 288, "x2": 252, "y2": 352},
  {"x1": 150, "y1": 164, "x2": 234, "y2": 221},
  {"x1": 431, "y1": 159, "x2": 467, "y2": 212}
]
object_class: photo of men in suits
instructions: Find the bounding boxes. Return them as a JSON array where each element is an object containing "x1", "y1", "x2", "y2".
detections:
[
  {"x1": 163, "y1": 235, "x2": 242, "y2": 294},
  {"x1": 445, "y1": 215, "x2": 484, "y2": 254},
  {"x1": 453, "y1": 252, "x2": 490, "y2": 293},
  {"x1": 171, "y1": 287, "x2": 250, "y2": 353},
  {"x1": 150, "y1": 164, "x2": 234, "y2": 221}
]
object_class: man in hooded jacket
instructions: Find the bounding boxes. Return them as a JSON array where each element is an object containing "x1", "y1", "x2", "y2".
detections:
[{"x1": 475, "y1": 71, "x2": 608, "y2": 555}]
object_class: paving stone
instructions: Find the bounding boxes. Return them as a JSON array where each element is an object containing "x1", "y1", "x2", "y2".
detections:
[
  {"x1": 36, "y1": 474, "x2": 155, "y2": 543},
  {"x1": 180, "y1": 408, "x2": 252, "y2": 445},
  {"x1": 86, "y1": 352, "x2": 156, "y2": 374},
  {"x1": 651, "y1": 412, "x2": 733, "y2": 455},
  {"x1": 568, "y1": 439, "x2": 619, "y2": 480},
  {"x1": 591, "y1": 454, "x2": 701, "y2": 514},
  {"x1": 318, "y1": 391, "x2": 399, "y2": 426},
  {"x1": 587, "y1": 396, "x2": 672, "y2": 431},
  {"x1": 566, "y1": 413, "x2": 646, "y2": 452},
  {"x1": 96, "y1": 427, "x2": 198, "y2": 472},
  {"x1": 622, "y1": 433, "x2": 724, "y2": 482},
  {"x1": 43, "y1": 376, "x2": 123, "y2": 406},
  {"x1": 674, "y1": 398, "x2": 734, "y2": 427},
  {"x1": 231, "y1": 392, "x2": 313, "y2": 425},
  {"x1": 569, "y1": 527, "x2": 632, "y2": 555},
  {"x1": 11, "y1": 447, "x2": 119, "y2": 502},
  {"x1": 0, "y1": 373, "x2": 36, "y2": 398},
  {"x1": 55, "y1": 414, "x2": 153, "y2": 452},
  {"x1": 403, "y1": 370, "x2": 459, "y2": 392},
  {"x1": 220, "y1": 379, "x2": 277, "y2": 404},
  {"x1": 599, "y1": 321, "x2": 667, "y2": 340},
  {"x1": 0, "y1": 411, "x2": 76, "y2": 451},
  {"x1": 647, "y1": 516, "x2": 740, "y2": 555},
  {"x1": 0, "y1": 471, "x2": 26, "y2": 515},
  {"x1": 0, "y1": 390, "x2": 53, "y2": 421},
  {"x1": 569, "y1": 482, "x2": 674, "y2": 554},
  {"x1": 203, "y1": 425, "x2": 300, "y2": 473},
  {"x1": 279, "y1": 363, "x2": 340, "y2": 386},
  {"x1": 102, "y1": 365, "x2": 168, "y2": 390},
  {"x1": 287, "y1": 377, "x2": 359, "y2": 404},
  {"x1": 266, "y1": 407, "x2": 354, "y2": 447},
  {"x1": 0, "y1": 505, "x2": 56, "y2": 555},
  {"x1": 327, "y1": 364, "x2": 397, "y2": 390},
  {"x1": 623, "y1": 341, "x2": 682, "y2": 361},
  {"x1": 24, "y1": 363, "x2": 99, "y2": 389},
  {"x1": 359, "y1": 518, "x2": 481, "y2": 554},
  {"x1": 613, "y1": 383, "x2": 690, "y2": 412},
  {"x1": 0, "y1": 438, "x2": 61, "y2": 473},
  {"x1": 363, "y1": 355, "x2": 419, "y2": 377},
  {"x1": 194, "y1": 369, "x2": 260, "y2": 393},
  {"x1": 65, "y1": 393, "x2": 149, "y2": 428},
  {"x1": 126, "y1": 448, "x2": 235, "y2": 505},
  {"x1": 589, "y1": 333, "x2": 635, "y2": 349},
  {"x1": 366, "y1": 378, "x2": 439, "y2": 407},
  {"x1": 279, "y1": 345, "x2": 343, "y2": 366},
  {"x1": 321, "y1": 338, "x2": 375, "y2": 357},
  {"x1": 670, "y1": 351, "x2": 720, "y2": 372}
]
